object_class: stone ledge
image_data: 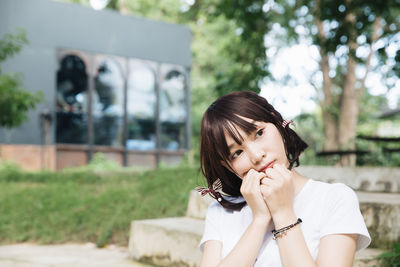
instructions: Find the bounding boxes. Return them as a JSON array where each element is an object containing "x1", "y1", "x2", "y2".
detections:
[
  {"x1": 359, "y1": 192, "x2": 400, "y2": 249},
  {"x1": 185, "y1": 190, "x2": 213, "y2": 219},
  {"x1": 354, "y1": 248, "x2": 385, "y2": 267},
  {"x1": 297, "y1": 166, "x2": 400, "y2": 193},
  {"x1": 128, "y1": 217, "x2": 204, "y2": 267}
]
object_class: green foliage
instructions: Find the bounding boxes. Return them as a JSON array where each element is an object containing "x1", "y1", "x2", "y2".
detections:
[
  {"x1": 67, "y1": 152, "x2": 148, "y2": 174},
  {"x1": 0, "y1": 29, "x2": 28, "y2": 62},
  {"x1": 356, "y1": 93, "x2": 400, "y2": 167},
  {"x1": 0, "y1": 160, "x2": 22, "y2": 178},
  {"x1": 0, "y1": 161, "x2": 202, "y2": 247},
  {"x1": 373, "y1": 243, "x2": 400, "y2": 267},
  {"x1": 185, "y1": 0, "x2": 270, "y2": 96},
  {"x1": 293, "y1": 111, "x2": 330, "y2": 165},
  {"x1": 0, "y1": 29, "x2": 43, "y2": 128}
]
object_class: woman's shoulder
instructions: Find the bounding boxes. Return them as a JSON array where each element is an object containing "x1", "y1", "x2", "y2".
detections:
[
  {"x1": 307, "y1": 179, "x2": 359, "y2": 210},
  {"x1": 309, "y1": 179, "x2": 356, "y2": 196}
]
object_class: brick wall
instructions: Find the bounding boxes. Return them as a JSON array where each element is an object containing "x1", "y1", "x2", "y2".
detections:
[{"x1": 0, "y1": 144, "x2": 56, "y2": 171}]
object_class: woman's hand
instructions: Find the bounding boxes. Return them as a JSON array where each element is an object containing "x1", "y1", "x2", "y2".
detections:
[
  {"x1": 260, "y1": 163, "x2": 295, "y2": 226},
  {"x1": 241, "y1": 169, "x2": 271, "y2": 222}
]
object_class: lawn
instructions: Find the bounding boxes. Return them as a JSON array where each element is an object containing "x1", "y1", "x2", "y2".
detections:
[{"x1": 0, "y1": 160, "x2": 204, "y2": 247}]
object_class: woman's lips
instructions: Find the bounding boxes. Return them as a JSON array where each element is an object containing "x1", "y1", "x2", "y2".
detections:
[{"x1": 259, "y1": 160, "x2": 275, "y2": 173}]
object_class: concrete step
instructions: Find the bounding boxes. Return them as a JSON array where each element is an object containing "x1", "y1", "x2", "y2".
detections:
[
  {"x1": 358, "y1": 191, "x2": 400, "y2": 248},
  {"x1": 128, "y1": 216, "x2": 385, "y2": 267},
  {"x1": 185, "y1": 190, "x2": 213, "y2": 220},
  {"x1": 297, "y1": 166, "x2": 400, "y2": 193},
  {"x1": 128, "y1": 217, "x2": 204, "y2": 267},
  {"x1": 354, "y1": 248, "x2": 385, "y2": 267}
]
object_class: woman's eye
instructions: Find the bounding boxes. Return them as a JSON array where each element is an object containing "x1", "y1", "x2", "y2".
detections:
[
  {"x1": 231, "y1": 150, "x2": 242, "y2": 159},
  {"x1": 256, "y1": 128, "x2": 264, "y2": 137}
]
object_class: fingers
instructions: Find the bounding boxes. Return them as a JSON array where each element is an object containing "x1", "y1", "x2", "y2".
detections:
[
  {"x1": 273, "y1": 163, "x2": 291, "y2": 176},
  {"x1": 260, "y1": 163, "x2": 292, "y2": 192},
  {"x1": 241, "y1": 169, "x2": 264, "y2": 189},
  {"x1": 240, "y1": 169, "x2": 265, "y2": 196},
  {"x1": 264, "y1": 163, "x2": 290, "y2": 181}
]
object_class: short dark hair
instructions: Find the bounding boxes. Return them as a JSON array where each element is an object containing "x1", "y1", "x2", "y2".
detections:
[{"x1": 200, "y1": 91, "x2": 308, "y2": 211}]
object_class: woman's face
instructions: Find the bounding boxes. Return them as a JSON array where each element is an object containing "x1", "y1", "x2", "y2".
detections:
[{"x1": 223, "y1": 117, "x2": 289, "y2": 179}]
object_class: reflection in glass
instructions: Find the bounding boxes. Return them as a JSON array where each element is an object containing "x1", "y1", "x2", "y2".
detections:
[
  {"x1": 126, "y1": 60, "x2": 156, "y2": 150},
  {"x1": 56, "y1": 54, "x2": 88, "y2": 144},
  {"x1": 93, "y1": 57, "x2": 124, "y2": 146},
  {"x1": 160, "y1": 68, "x2": 186, "y2": 150}
]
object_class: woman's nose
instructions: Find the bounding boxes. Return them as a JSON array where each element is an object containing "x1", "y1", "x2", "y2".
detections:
[{"x1": 248, "y1": 143, "x2": 265, "y2": 164}]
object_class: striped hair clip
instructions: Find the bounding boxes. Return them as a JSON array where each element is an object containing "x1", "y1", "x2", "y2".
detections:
[
  {"x1": 196, "y1": 179, "x2": 223, "y2": 202},
  {"x1": 282, "y1": 120, "x2": 296, "y2": 128}
]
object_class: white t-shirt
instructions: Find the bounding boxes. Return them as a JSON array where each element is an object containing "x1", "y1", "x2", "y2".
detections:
[{"x1": 200, "y1": 179, "x2": 371, "y2": 266}]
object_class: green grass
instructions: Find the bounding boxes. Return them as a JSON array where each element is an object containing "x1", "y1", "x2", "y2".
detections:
[{"x1": 0, "y1": 161, "x2": 205, "y2": 247}]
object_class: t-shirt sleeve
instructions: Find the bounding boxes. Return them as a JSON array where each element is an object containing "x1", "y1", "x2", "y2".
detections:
[
  {"x1": 319, "y1": 183, "x2": 371, "y2": 252},
  {"x1": 199, "y1": 201, "x2": 222, "y2": 251}
]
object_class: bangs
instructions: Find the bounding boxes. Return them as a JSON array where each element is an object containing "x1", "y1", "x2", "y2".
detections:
[{"x1": 214, "y1": 114, "x2": 257, "y2": 161}]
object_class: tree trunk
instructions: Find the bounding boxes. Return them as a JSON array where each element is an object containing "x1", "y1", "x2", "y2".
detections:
[
  {"x1": 320, "y1": 54, "x2": 337, "y2": 151},
  {"x1": 314, "y1": 0, "x2": 337, "y2": 152},
  {"x1": 337, "y1": 8, "x2": 359, "y2": 166},
  {"x1": 117, "y1": 0, "x2": 130, "y2": 15},
  {"x1": 337, "y1": 76, "x2": 359, "y2": 166}
]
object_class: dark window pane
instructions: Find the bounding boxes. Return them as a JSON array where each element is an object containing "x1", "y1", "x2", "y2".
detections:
[
  {"x1": 126, "y1": 60, "x2": 156, "y2": 151},
  {"x1": 56, "y1": 54, "x2": 88, "y2": 144},
  {"x1": 160, "y1": 66, "x2": 187, "y2": 150},
  {"x1": 93, "y1": 56, "x2": 125, "y2": 147}
]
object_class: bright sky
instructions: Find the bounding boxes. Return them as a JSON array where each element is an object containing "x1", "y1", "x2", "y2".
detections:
[
  {"x1": 260, "y1": 44, "x2": 320, "y2": 119},
  {"x1": 260, "y1": 35, "x2": 400, "y2": 119}
]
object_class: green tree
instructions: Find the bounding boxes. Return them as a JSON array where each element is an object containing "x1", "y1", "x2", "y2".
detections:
[
  {"x1": 184, "y1": 0, "x2": 271, "y2": 96},
  {"x1": 0, "y1": 29, "x2": 42, "y2": 128},
  {"x1": 272, "y1": 0, "x2": 399, "y2": 166}
]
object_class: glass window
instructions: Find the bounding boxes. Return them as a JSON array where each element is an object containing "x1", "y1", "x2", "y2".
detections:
[
  {"x1": 56, "y1": 53, "x2": 89, "y2": 144},
  {"x1": 55, "y1": 50, "x2": 190, "y2": 158},
  {"x1": 126, "y1": 59, "x2": 157, "y2": 151},
  {"x1": 159, "y1": 65, "x2": 187, "y2": 150},
  {"x1": 93, "y1": 56, "x2": 125, "y2": 147}
]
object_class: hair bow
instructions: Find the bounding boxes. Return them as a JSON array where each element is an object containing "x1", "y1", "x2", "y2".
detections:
[{"x1": 196, "y1": 179, "x2": 223, "y2": 201}]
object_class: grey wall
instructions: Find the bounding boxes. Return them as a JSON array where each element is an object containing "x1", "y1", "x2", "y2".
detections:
[{"x1": 0, "y1": 0, "x2": 192, "y2": 145}]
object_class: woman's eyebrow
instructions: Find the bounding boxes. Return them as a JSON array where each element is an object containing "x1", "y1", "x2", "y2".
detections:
[{"x1": 227, "y1": 143, "x2": 236, "y2": 150}]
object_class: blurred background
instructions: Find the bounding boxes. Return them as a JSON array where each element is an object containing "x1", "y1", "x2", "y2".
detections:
[{"x1": 0, "y1": 0, "x2": 399, "y2": 265}]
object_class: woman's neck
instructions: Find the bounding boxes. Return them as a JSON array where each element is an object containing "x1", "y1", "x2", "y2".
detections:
[{"x1": 292, "y1": 169, "x2": 309, "y2": 197}]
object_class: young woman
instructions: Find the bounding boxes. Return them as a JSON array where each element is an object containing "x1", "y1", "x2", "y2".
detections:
[{"x1": 198, "y1": 91, "x2": 370, "y2": 267}]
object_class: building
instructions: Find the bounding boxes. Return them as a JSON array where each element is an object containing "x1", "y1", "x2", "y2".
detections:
[{"x1": 0, "y1": 0, "x2": 192, "y2": 170}]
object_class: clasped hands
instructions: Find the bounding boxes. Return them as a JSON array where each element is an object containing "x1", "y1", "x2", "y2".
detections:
[{"x1": 240, "y1": 163, "x2": 295, "y2": 222}]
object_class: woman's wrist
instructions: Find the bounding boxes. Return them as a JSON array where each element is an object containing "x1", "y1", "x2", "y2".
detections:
[
  {"x1": 252, "y1": 215, "x2": 271, "y2": 229},
  {"x1": 271, "y1": 208, "x2": 297, "y2": 229}
]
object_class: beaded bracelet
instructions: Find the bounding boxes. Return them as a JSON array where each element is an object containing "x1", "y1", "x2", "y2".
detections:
[{"x1": 272, "y1": 218, "x2": 302, "y2": 240}]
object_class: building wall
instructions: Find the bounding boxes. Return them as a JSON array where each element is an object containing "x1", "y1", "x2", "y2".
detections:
[
  {"x1": 0, "y1": 0, "x2": 191, "y2": 170},
  {"x1": 0, "y1": 0, "x2": 191, "y2": 146}
]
